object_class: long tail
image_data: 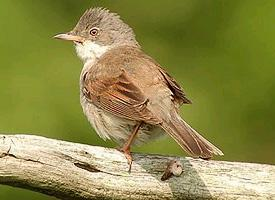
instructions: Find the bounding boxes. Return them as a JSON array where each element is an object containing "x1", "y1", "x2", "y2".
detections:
[{"x1": 161, "y1": 112, "x2": 223, "y2": 159}]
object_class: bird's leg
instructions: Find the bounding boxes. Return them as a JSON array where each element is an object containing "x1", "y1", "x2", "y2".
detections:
[{"x1": 120, "y1": 121, "x2": 143, "y2": 172}]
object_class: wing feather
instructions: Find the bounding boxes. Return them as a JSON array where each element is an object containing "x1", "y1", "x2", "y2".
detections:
[
  {"x1": 158, "y1": 67, "x2": 192, "y2": 105},
  {"x1": 83, "y1": 69, "x2": 161, "y2": 125}
]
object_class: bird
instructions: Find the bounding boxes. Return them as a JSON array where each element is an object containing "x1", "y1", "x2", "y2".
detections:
[{"x1": 54, "y1": 7, "x2": 223, "y2": 170}]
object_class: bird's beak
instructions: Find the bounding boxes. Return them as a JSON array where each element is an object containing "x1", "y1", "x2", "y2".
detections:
[{"x1": 53, "y1": 33, "x2": 84, "y2": 43}]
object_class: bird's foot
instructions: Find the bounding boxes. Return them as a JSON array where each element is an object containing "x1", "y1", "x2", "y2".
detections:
[{"x1": 119, "y1": 147, "x2": 133, "y2": 172}]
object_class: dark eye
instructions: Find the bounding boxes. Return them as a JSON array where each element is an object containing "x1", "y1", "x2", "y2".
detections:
[{"x1": 89, "y1": 27, "x2": 99, "y2": 36}]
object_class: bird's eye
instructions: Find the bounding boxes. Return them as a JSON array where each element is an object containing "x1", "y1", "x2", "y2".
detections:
[{"x1": 89, "y1": 27, "x2": 99, "y2": 36}]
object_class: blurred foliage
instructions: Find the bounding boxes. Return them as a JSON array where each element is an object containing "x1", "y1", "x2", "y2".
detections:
[{"x1": 0, "y1": 0, "x2": 274, "y2": 199}]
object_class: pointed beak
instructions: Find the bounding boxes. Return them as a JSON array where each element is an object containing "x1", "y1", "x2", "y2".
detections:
[{"x1": 53, "y1": 33, "x2": 84, "y2": 43}]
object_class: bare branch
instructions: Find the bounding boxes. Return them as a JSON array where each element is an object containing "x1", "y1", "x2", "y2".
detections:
[{"x1": 0, "y1": 134, "x2": 274, "y2": 199}]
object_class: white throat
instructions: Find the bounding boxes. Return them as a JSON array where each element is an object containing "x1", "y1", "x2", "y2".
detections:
[{"x1": 75, "y1": 40, "x2": 110, "y2": 64}]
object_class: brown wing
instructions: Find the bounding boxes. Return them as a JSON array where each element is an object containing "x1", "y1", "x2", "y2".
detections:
[
  {"x1": 158, "y1": 67, "x2": 192, "y2": 105},
  {"x1": 83, "y1": 69, "x2": 161, "y2": 125}
]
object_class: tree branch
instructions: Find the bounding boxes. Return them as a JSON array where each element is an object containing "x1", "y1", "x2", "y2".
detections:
[{"x1": 0, "y1": 134, "x2": 274, "y2": 200}]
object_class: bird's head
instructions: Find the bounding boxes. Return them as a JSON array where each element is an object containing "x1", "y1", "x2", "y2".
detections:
[{"x1": 54, "y1": 7, "x2": 139, "y2": 62}]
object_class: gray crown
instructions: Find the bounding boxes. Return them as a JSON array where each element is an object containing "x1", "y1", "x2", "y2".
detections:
[{"x1": 71, "y1": 7, "x2": 139, "y2": 47}]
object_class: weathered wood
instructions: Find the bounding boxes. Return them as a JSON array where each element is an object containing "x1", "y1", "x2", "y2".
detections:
[{"x1": 0, "y1": 134, "x2": 274, "y2": 200}]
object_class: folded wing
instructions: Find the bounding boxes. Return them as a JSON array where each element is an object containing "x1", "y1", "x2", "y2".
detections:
[{"x1": 82, "y1": 69, "x2": 161, "y2": 125}]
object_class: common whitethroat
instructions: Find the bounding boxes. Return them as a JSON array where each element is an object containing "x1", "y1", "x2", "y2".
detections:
[{"x1": 54, "y1": 7, "x2": 223, "y2": 170}]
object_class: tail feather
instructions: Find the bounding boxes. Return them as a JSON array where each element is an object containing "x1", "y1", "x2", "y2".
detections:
[{"x1": 161, "y1": 112, "x2": 223, "y2": 159}]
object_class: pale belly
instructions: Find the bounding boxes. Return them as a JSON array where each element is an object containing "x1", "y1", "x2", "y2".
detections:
[{"x1": 80, "y1": 94, "x2": 164, "y2": 146}]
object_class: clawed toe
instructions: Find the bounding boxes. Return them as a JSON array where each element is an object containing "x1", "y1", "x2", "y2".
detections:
[{"x1": 119, "y1": 148, "x2": 133, "y2": 172}]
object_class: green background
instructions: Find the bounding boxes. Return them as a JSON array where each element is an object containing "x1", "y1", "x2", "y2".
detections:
[{"x1": 0, "y1": 0, "x2": 274, "y2": 199}]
